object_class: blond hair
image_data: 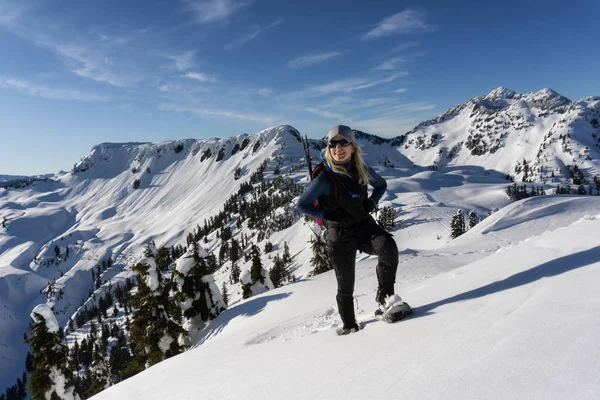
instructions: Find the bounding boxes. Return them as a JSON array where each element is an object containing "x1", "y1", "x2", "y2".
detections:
[{"x1": 325, "y1": 143, "x2": 370, "y2": 185}]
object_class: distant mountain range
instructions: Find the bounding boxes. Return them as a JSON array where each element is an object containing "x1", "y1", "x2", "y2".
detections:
[{"x1": 398, "y1": 87, "x2": 600, "y2": 183}]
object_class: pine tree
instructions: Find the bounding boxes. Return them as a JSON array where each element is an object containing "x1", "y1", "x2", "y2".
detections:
[
  {"x1": 506, "y1": 185, "x2": 513, "y2": 200},
  {"x1": 173, "y1": 242, "x2": 225, "y2": 345},
  {"x1": 241, "y1": 283, "x2": 252, "y2": 299},
  {"x1": 230, "y1": 262, "x2": 241, "y2": 284},
  {"x1": 269, "y1": 255, "x2": 287, "y2": 288},
  {"x1": 282, "y1": 241, "x2": 292, "y2": 269},
  {"x1": 108, "y1": 331, "x2": 132, "y2": 383},
  {"x1": 25, "y1": 307, "x2": 79, "y2": 400},
  {"x1": 264, "y1": 241, "x2": 273, "y2": 253},
  {"x1": 377, "y1": 205, "x2": 397, "y2": 232},
  {"x1": 468, "y1": 210, "x2": 479, "y2": 229},
  {"x1": 155, "y1": 247, "x2": 172, "y2": 272},
  {"x1": 309, "y1": 232, "x2": 331, "y2": 276},
  {"x1": 230, "y1": 238, "x2": 241, "y2": 263},
  {"x1": 221, "y1": 281, "x2": 229, "y2": 306},
  {"x1": 128, "y1": 246, "x2": 183, "y2": 374},
  {"x1": 450, "y1": 209, "x2": 466, "y2": 239},
  {"x1": 250, "y1": 244, "x2": 264, "y2": 284},
  {"x1": 87, "y1": 344, "x2": 110, "y2": 397}
]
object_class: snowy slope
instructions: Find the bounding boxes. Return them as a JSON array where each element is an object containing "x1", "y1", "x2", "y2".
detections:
[
  {"x1": 89, "y1": 196, "x2": 600, "y2": 400},
  {"x1": 0, "y1": 125, "x2": 310, "y2": 389}
]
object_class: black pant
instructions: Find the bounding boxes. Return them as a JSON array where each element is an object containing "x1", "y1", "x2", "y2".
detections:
[{"x1": 325, "y1": 218, "x2": 399, "y2": 327}]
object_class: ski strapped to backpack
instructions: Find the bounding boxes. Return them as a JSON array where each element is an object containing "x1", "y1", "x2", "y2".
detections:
[{"x1": 302, "y1": 135, "x2": 339, "y2": 227}]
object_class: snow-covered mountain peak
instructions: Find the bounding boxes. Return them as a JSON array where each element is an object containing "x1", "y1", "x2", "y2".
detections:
[
  {"x1": 484, "y1": 86, "x2": 517, "y2": 101},
  {"x1": 523, "y1": 88, "x2": 571, "y2": 110},
  {"x1": 400, "y1": 87, "x2": 599, "y2": 182}
]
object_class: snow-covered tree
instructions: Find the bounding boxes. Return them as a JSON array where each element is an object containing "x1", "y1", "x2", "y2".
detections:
[
  {"x1": 269, "y1": 255, "x2": 288, "y2": 288},
  {"x1": 250, "y1": 244, "x2": 264, "y2": 284},
  {"x1": 468, "y1": 210, "x2": 479, "y2": 229},
  {"x1": 173, "y1": 241, "x2": 226, "y2": 345},
  {"x1": 377, "y1": 205, "x2": 397, "y2": 232},
  {"x1": 309, "y1": 231, "x2": 331, "y2": 276},
  {"x1": 25, "y1": 304, "x2": 80, "y2": 400},
  {"x1": 240, "y1": 245, "x2": 273, "y2": 299},
  {"x1": 129, "y1": 244, "x2": 183, "y2": 372},
  {"x1": 451, "y1": 209, "x2": 466, "y2": 239}
]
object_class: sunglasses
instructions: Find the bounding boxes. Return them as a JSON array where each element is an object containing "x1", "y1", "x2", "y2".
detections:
[{"x1": 328, "y1": 139, "x2": 352, "y2": 148}]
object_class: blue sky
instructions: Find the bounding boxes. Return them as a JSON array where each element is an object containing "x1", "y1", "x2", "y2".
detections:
[{"x1": 0, "y1": 0, "x2": 598, "y2": 175}]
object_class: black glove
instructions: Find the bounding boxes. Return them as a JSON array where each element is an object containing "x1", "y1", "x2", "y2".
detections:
[
  {"x1": 323, "y1": 209, "x2": 345, "y2": 222},
  {"x1": 363, "y1": 198, "x2": 377, "y2": 213}
]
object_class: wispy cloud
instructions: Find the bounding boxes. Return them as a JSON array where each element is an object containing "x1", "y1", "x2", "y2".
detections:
[
  {"x1": 321, "y1": 96, "x2": 353, "y2": 108},
  {"x1": 382, "y1": 102, "x2": 436, "y2": 113},
  {"x1": 351, "y1": 73, "x2": 408, "y2": 91},
  {"x1": 303, "y1": 107, "x2": 346, "y2": 120},
  {"x1": 184, "y1": 71, "x2": 217, "y2": 82},
  {"x1": 0, "y1": 7, "x2": 137, "y2": 87},
  {"x1": 258, "y1": 88, "x2": 273, "y2": 96},
  {"x1": 225, "y1": 19, "x2": 283, "y2": 50},
  {"x1": 0, "y1": 76, "x2": 110, "y2": 101},
  {"x1": 307, "y1": 77, "x2": 367, "y2": 95},
  {"x1": 183, "y1": 0, "x2": 251, "y2": 24},
  {"x1": 164, "y1": 51, "x2": 196, "y2": 71},
  {"x1": 49, "y1": 42, "x2": 132, "y2": 87},
  {"x1": 389, "y1": 42, "x2": 419, "y2": 53},
  {"x1": 0, "y1": 0, "x2": 29, "y2": 26},
  {"x1": 395, "y1": 88, "x2": 408, "y2": 93},
  {"x1": 363, "y1": 9, "x2": 433, "y2": 40},
  {"x1": 286, "y1": 51, "x2": 342, "y2": 69},
  {"x1": 376, "y1": 57, "x2": 409, "y2": 70},
  {"x1": 159, "y1": 103, "x2": 278, "y2": 123},
  {"x1": 285, "y1": 73, "x2": 408, "y2": 99}
]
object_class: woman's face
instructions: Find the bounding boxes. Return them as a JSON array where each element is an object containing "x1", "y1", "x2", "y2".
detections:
[{"x1": 328, "y1": 135, "x2": 355, "y2": 164}]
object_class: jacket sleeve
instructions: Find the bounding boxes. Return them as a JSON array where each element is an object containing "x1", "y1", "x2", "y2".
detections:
[
  {"x1": 296, "y1": 173, "x2": 332, "y2": 219},
  {"x1": 368, "y1": 166, "x2": 387, "y2": 203}
]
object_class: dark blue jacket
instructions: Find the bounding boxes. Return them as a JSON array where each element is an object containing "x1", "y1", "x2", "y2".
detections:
[{"x1": 296, "y1": 162, "x2": 387, "y2": 222}]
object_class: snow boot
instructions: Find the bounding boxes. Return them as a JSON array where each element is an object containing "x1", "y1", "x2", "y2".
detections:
[
  {"x1": 375, "y1": 293, "x2": 413, "y2": 323},
  {"x1": 336, "y1": 321, "x2": 361, "y2": 336}
]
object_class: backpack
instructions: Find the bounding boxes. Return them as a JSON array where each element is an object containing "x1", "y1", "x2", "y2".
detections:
[{"x1": 310, "y1": 162, "x2": 338, "y2": 227}]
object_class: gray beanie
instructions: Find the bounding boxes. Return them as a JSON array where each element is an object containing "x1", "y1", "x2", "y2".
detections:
[{"x1": 326, "y1": 125, "x2": 355, "y2": 143}]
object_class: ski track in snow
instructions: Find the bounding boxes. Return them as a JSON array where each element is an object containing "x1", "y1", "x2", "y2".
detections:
[{"x1": 244, "y1": 307, "x2": 339, "y2": 345}]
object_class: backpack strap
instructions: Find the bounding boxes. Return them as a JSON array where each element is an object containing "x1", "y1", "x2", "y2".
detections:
[{"x1": 311, "y1": 162, "x2": 338, "y2": 199}]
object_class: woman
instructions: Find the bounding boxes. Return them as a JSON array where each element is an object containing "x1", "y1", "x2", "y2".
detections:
[{"x1": 297, "y1": 125, "x2": 410, "y2": 334}]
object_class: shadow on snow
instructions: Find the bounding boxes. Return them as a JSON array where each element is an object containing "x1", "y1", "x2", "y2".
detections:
[
  {"x1": 195, "y1": 292, "x2": 292, "y2": 346},
  {"x1": 414, "y1": 246, "x2": 600, "y2": 318}
]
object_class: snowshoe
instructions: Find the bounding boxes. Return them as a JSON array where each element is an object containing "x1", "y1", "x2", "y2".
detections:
[{"x1": 375, "y1": 294, "x2": 413, "y2": 323}]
